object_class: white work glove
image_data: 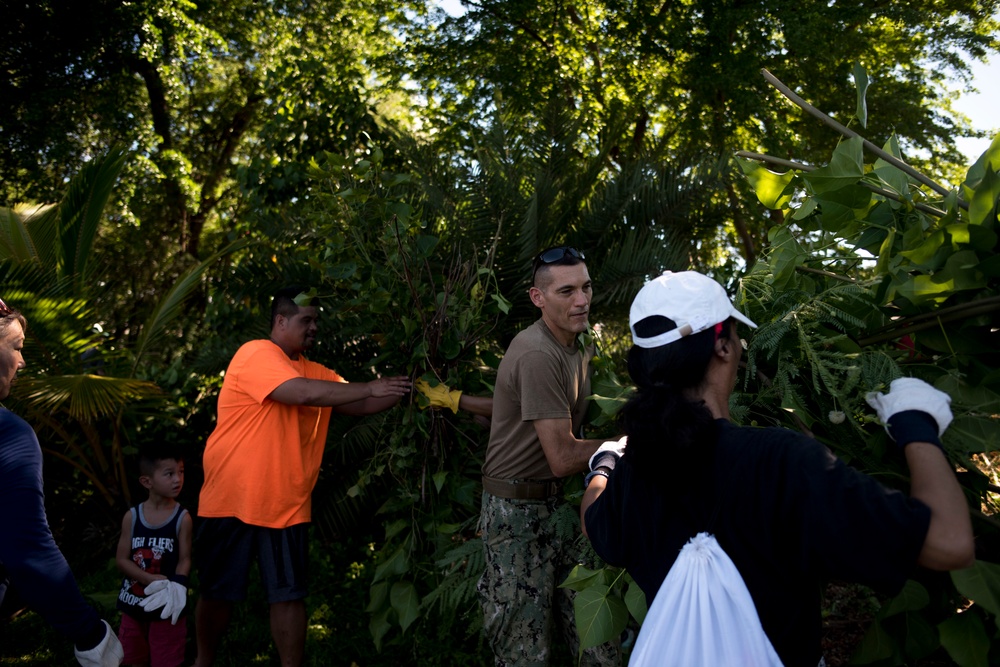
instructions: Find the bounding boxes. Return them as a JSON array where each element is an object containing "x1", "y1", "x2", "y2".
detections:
[
  {"x1": 865, "y1": 377, "x2": 953, "y2": 436},
  {"x1": 588, "y1": 436, "x2": 627, "y2": 471},
  {"x1": 138, "y1": 579, "x2": 187, "y2": 625},
  {"x1": 74, "y1": 620, "x2": 123, "y2": 667}
]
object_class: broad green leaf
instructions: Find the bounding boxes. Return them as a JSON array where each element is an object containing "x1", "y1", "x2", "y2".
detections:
[
  {"x1": 369, "y1": 606, "x2": 393, "y2": 651},
  {"x1": 373, "y1": 546, "x2": 409, "y2": 583},
  {"x1": 967, "y1": 166, "x2": 1000, "y2": 228},
  {"x1": 624, "y1": 577, "x2": 648, "y2": 625},
  {"x1": 573, "y1": 584, "x2": 628, "y2": 651},
  {"x1": 439, "y1": 334, "x2": 461, "y2": 360},
  {"x1": 947, "y1": 416, "x2": 1000, "y2": 454},
  {"x1": 938, "y1": 612, "x2": 990, "y2": 667},
  {"x1": 899, "y1": 611, "x2": 938, "y2": 659},
  {"x1": 791, "y1": 197, "x2": 818, "y2": 220},
  {"x1": 895, "y1": 250, "x2": 986, "y2": 305},
  {"x1": 402, "y1": 316, "x2": 418, "y2": 337},
  {"x1": 383, "y1": 519, "x2": 409, "y2": 540},
  {"x1": 432, "y1": 471, "x2": 448, "y2": 492},
  {"x1": 815, "y1": 185, "x2": 873, "y2": 231},
  {"x1": 963, "y1": 134, "x2": 1000, "y2": 191},
  {"x1": 850, "y1": 619, "x2": 894, "y2": 664},
  {"x1": 736, "y1": 157, "x2": 795, "y2": 209},
  {"x1": 936, "y1": 376, "x2": 1000, "y2": 414},
  {"x1": 899, "y1": 230, "x2": 946, "y2": 268},
  {"x1": 803, "y1": 136, "x2": 864, "y2": 194},
  {"x1": 293, "y1": 287, "x2": 318, "y2": 306},
  {"x1": 879, "y1": 580, "x2": 929, "y2": 618},
  {"x1": 367, "y1": 580, "x2": 389, "y2": 613},
  {"x1": 945, "y1": 223, "x2": 998, "y2": 252},
  {"x1": 952, "y1": 560, "x2": 1000, "y2": 624},
  {"x1": 978, "y1": 254, "x2": 1000, "y2": 277},
  {"x1": 383, "y1": 172, "x2": 411, "y2": 187},
  {"x1": 852, "y1": 63, "x2": 869, "y2": 128},
  {"x1": 592, "y1": 395, "x2": 627, "y2": 417},
  {"x1": 871, "y1": 137, "x2": 910, "y2": 205},
  {"x1": 415, "y1": 234, "x2": 438, "y2": 256},
  {"x1": 815, "y1": 198, "x2": 856, "y2": 229},
  {"x1": 337, "y1": 187, "x2": 369, "y2": 203},
  {"x1": 559, "y1": 564, "x2": 607, "y2": 592},
  {"x1": 390, "y1": 581, "x2": 420, "y2": 633},
  {"x1": 767, "y1": 225, "x2": 806, "y2": 289},
  {"x1": 491, "y1": 293, "x2": 511, "y2": 314}
]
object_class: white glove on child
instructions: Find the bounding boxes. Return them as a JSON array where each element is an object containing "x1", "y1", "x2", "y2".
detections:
[
  {"x1": 138, "y1": 579, "x2": 187, "y2": 625},
  {"x1": 588, "y1": 436, "x2": 628, "y2": 470},
  {"x1": 865, "y1": 377, "x2": 953, "y2": 436},
  {"x1": 74, "y1": 620, "x2": 123, "y2": 667}
]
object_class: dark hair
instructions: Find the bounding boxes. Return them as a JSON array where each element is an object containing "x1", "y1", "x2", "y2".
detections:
[
  {"x1": 138, "y1": 444, "x2": 184, "y2": 477},
  {"x1": 619, "y1": 316, "x2": 733, "y2": 482},
  {"x1": 532, "y1": 247, "x2": 586, "y2": 288},
  {"x1": 270, "y1": 285, "x2": 314, "y2": 328}
]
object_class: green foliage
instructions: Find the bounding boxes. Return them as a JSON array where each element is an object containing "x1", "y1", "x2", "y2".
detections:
[
  {"x1": 298, "y1": 144, "x2": 511, "y2": 650},
  {"x1": 0, "y1": 147, "x2": 242, "y2": 555},
  {"x1": 567, "y1": 65, "x2": 1000, "y2": 663},
  {"x1": 0, "y1": 532, "x2": 493, "y2": 665},
  {"x1": 559, "y1": 565, "x2": 644, "y2": 656},
  {"x1": 268, "y1": 105, "x2": 698, "y2": 649},
  {"x1": 736, "y1": 69, "x2": 1000, "y2": 665}
]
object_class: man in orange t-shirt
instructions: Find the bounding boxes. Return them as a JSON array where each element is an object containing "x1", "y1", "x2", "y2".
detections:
[{"x1": 193, "y1": 286, "x2": 410, "y2": 667}]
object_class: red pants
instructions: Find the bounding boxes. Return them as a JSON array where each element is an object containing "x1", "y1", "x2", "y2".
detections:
[{"x1": 117, "y1": 613, "x2": 186, "y2": 667}]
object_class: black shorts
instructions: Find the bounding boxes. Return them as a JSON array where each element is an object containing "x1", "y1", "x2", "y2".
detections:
[{"x1": 194, "y1": 517, "x2": 309, "y2": 604}]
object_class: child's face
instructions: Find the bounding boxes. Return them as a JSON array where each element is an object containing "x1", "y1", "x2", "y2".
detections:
[{"x1": 147, "y1": 458, "x2": 185, "y2": 499}]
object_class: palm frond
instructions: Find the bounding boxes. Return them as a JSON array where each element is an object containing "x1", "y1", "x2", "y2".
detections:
[
  {"x1": 15, "y1": 374, "x2": 162, "y2": 422},
  {"x1": 0, "y1": 203, "x2": 57, "y2": 265},
  {"x1": 129, "y1": 239, "x2": 250, "y2": 375},
  {"x1": 57, "y1": 145, "x2": 128, "y2": 289}
]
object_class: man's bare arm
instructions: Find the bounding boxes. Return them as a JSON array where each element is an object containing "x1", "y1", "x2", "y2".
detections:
[
  {"x1": 268, "y1": 376, "x2": 410, "y2": 407},
  {"x1": 459, "y1": 394, "x2": 493, "y2": 417},
  {"x1": 533, "y1": 418, "x2": 609, "y2": 478}
]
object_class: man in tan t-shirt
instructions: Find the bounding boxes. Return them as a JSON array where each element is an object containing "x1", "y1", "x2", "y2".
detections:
[{"x1": 477, "y1": 247, "x2": 622, "y2": 666}]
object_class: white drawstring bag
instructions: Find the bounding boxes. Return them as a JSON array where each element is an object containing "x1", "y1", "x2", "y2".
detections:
[{"x1": 628, "y1": 532, "x2": 784, "y2": 667}]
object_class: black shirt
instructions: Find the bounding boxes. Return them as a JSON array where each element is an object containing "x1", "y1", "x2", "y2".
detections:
[{"x1": 585, "y1": 419, "x2": 931, "y2": 667}]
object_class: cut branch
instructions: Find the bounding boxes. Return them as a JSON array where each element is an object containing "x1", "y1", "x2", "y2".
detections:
[
  {"x1": 736, "y1": 150, "x2": 948, "y2": 218},
  {"x1": 858, "y1": 296, "x2": 1000, "y2": 347},
  {"x1": 759, "y1": 69, "x2": 967, "y2": 210}
]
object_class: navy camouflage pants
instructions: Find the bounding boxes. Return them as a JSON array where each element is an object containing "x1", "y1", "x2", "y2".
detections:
[{"x1": 477, "y1": 491, "x2": 621, "y2": 667}]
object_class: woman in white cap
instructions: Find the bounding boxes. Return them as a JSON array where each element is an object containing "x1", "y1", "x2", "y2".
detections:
[{"x1": 580, "y1": 271, "x2": 974, "y2": 667}]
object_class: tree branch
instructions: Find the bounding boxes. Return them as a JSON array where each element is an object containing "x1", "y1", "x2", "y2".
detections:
[
  {"x1": 735, "y1": 150, "x2": 948, "y2": 218},
  {"x1": 759, "y1": 69, "x2": 967, "y2": 209},
  {"x1": 857, "y1": 297, "x2": 1000, "y2": 347}
]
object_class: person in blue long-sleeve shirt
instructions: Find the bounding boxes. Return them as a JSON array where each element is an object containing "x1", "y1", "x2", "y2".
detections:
[{"x1": 0, "y1": 297, "x2": 123, "y2": 666}]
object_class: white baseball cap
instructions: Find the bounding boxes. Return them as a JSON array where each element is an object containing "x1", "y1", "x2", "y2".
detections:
[{"x1": 629, "y1": 271, "x2": 758, "y2": 349}]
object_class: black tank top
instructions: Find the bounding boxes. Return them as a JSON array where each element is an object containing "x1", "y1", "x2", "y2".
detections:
[{"x1": 116, "y1": 503, "x2": 187, "y2": 620}]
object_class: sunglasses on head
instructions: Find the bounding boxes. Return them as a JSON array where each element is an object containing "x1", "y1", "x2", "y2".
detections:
[
  {"x1": 532, "y1": 246, "x2": 585, "y2": 282},
  {"x1": 0, "y1": 297, "x2": 12, "y2": 317}
]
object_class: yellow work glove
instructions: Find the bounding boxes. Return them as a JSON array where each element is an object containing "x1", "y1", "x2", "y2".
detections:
[{"x1": 415, "y1": 378, "x2": 462, "y2": 414}]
